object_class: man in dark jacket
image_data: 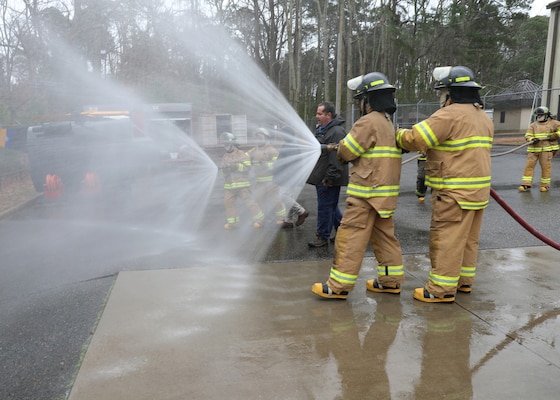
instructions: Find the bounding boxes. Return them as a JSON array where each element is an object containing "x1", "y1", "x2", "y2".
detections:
[{"x1": 306, "y1": 102, "x2": 349, "y2": 247}]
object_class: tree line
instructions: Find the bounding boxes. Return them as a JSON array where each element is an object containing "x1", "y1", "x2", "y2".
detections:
[{"x1": 0, "y1": 0, "x2": 548, "y2": 125}]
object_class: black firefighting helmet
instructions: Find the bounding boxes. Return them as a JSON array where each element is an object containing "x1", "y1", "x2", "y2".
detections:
[
  {"x1": 348, "y1": 72, "x2": 395, "y2": 99},
  {"x1": 535, "y1": 106, "x2": 550, "y2": 116},
  {"x1": 433, "y1": 66, "x2": 482, "y2": 89}
]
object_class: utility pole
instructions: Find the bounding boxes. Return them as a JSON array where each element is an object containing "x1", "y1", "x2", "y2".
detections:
[{"x1": 335, "y1": 0, "x2": 344, "y2": 114}]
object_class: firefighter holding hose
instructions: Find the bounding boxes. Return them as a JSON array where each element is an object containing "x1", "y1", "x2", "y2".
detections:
[
  {"x1": 396, "y1": 66, "x2": 494, "y2": 303},
  {"x1": 311, "y1": 72, "x2": 404, "y2": 300},
  {"x1": 518, "y1": 106, "x2": 560, "y2": 192}
]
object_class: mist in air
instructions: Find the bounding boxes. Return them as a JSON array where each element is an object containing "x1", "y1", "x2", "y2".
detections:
[{"x1": 25, "y1": 22, "x2": 320, "y2": 269}]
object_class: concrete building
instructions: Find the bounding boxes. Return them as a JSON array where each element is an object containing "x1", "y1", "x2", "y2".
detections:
[
  {"x1": 542, "y1": 1, "x2": 560, "y2": 115},
  {"x1": 487, "y1": 80, "x2": 541, "y2": 133}
]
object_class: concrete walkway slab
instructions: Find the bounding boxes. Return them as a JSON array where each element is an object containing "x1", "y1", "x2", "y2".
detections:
[{"x1": 68, "y1": 246, "x2": 560, "y2": 399}]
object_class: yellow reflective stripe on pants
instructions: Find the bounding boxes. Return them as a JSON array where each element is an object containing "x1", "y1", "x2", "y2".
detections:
[
  {"x1": 329, "y1": 267, "x2": 358, "y2": 285},
  {"x1": 429, "y1": 272, "x2": 459, "y2": 287},
  {"x1": 460, "y1": 265, "x2": 476, "y2": 278},
  {"x1": 376, "y1": 264, "x2": 404, "y2": 276}
]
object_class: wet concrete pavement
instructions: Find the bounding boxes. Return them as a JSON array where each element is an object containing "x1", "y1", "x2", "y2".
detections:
[{"x1": 68, "y1": 247, "x2": 560, "y2": 399}]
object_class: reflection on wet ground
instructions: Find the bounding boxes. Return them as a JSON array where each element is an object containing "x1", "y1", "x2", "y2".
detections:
[{"x1": 69, "y1": 246, "x2": 560, "y2": 399}]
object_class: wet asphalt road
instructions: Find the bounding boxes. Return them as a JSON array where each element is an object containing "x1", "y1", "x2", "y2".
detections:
[{"x1": 1, "y1": 146, "x2": 559, "y2": 400}]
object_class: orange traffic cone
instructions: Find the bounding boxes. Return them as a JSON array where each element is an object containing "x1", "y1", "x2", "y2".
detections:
[
  {"x1": 44, "y1": 174, "x2": 64, "y2": 198},
  {"x1": 82, "y1": 172, "x2": 102, "y2": 195}
]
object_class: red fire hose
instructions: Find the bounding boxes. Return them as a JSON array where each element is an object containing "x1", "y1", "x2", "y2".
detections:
[{"x1": 490, "y1": 188, "x2": 560, "y2": 250}]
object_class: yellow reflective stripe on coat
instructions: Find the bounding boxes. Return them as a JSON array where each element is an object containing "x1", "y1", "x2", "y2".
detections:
[
  {"x1": 361, "y1": 146, "x2": 403, "y2": 159},
  {"x1": 425, "y1": 175, "x2": 491, "y2": 190},
  {"x1": 235, "y1": 157, "x2": 251, "y2": 171},
  {"x1": 415, "y1": 121, "x2": 439, "y2": 147},
  {"x1": 224, "y1": 181, "x2": 251, "y2": 189},
  {"x1": 377, "y1": 264, "x2": 404, "y2": 276},
  {"x1": 457, "y1": 200, "x2": 489, "y2": 210},
  {"x1": 528, "y1": 144, "x2": 559, "y2": 152},
  {"x1": 460, "y1": 265, "x2": 476, "y2": 278},
  {"x1": 433, "y1": 136, "x2": 493, "y2": 151},
  {"x1": 342, "y1": 133, "x2": 365, "y2": 157},
  {"x1": 527, "y1": 132, "x2": 556, "y2": 139},
  {"x1": 429, "y1": 272, "x2": 459, "y2": 287},
  {"x1": 346, "y1": 184, "x2": 400, "y2": 198},
  {"x1": 329, "y1": 268, "x2": 358, "y2": 285}
]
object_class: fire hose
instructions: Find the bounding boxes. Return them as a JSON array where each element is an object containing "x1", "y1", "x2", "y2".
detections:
[
  {"x1": 323, "y1": 139, "x2": 560, "y2": 250},
  {"x1": 489, "y1": 188, "x2": 560, "y2": 250},
  {"x1": 488, "y1": 138, "x2": 560, "y2": 250}
]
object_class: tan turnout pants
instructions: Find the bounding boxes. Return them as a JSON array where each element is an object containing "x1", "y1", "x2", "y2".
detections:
[
  {"x1": 426, "y1": 191, "x2": 484, "y2": 297},
  {"x1": 521, "y1": 151, "x2": 553, "y2": 188},
  {"x1": 327, "y1": 196, "x2": 403, "y2": 294},
  {"x1": 224, "y1": 187, "x2": 263, "y2": 224}
]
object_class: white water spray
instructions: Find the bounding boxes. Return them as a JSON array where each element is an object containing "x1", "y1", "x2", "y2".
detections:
[{"x1": 24, "y1": 24, "x2": 320, "y2": 268}]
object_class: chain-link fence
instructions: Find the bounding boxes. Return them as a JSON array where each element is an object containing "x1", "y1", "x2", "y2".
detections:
[{"x1": 334, "y1": 85, "x2": 560, "y2": 133}]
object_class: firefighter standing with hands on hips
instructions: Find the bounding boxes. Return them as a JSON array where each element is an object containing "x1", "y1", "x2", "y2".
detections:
[
  {"x1": 311, "y1": 72, "x2": 404, "y2": 300},
  {"x1": 518, "y1": 106, "x2": 560, "y2": 192},
  {"x1": 220, "y1": 132, "x2": 264, "y2": 229},
  {"x1": 396, "y1": 66, "x2": 493, "y2": 303}
]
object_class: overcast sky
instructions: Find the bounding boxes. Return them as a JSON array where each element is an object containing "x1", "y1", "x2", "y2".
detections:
[{"x1": 531, "y1": 0, "x2": 552, "y2": 16}]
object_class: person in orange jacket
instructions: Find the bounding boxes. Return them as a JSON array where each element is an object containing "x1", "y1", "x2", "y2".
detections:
[
  {"x1": 396, "y1": 66, "x2": 493, "y2": 303},
  {"x1": 518, "y1": 106, "x2": 560, "y2": 192},
  {"x1": 311, "y1": 72, "x2": 404, "y2": 300}
]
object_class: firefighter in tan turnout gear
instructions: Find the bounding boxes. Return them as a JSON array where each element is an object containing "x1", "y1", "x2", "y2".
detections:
[
  {"x1": 311, "y1": 72, "x2": 404, "y2": 300},
  {"x1": 220, "y1": 132, "x2": 264, "y2": 229},
  {"x1": 396, "y1": 66, "x2": 493, "y2": 303},
  {"x1": 247, "y1": 128, "x2": 287, "y2": 224},
  {"x1": 518, "y1": 106, "x2": 560, "y2": 192}
]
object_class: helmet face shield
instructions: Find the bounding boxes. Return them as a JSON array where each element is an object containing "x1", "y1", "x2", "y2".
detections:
[
  {"x1": 347, "y1": 75, "x2": 363, "y2": 91},
  {"x1": 348, "y1": 75, "x2": 366, "y2": 99},
  {"x1": 433, "y1": 66, "x2": 453, "y2": 89}
]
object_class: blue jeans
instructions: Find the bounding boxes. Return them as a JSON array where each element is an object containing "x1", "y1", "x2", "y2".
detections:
[{"x1": 315, "y1": 185, "x2": 342, "y2": 240}]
